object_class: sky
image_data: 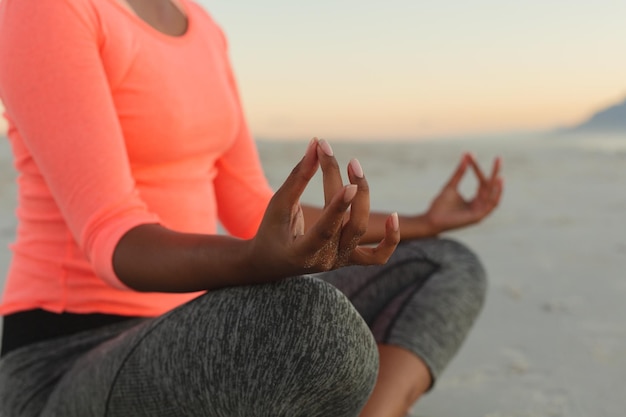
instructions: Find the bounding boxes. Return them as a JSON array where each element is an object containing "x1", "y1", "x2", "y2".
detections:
[
  {"x1": 201, "y1": 0, "x2": 626, "y2": 140},
  {"x1": 1, "y1": 0, "x2": 625, "y2": 140}
]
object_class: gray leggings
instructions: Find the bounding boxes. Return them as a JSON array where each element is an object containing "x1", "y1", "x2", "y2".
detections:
[{"x1": 0, "y1": 238, "x2": 486, "y2": 417}]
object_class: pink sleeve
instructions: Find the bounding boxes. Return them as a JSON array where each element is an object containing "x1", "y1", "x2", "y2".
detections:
[
  {"x1": 214, "y1": 119, "x2": 274, "y2": 239},
  {"x1": 213, "y1": 30, "x2": 274, "y2": 239},
  {"x1": 0, "y1": 0, "x2": 160, "y2": 289}
]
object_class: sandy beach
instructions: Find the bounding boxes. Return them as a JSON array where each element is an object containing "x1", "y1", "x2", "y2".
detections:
[{"x1": 1, "y1": 133, "x2": 624, "y2": 416}]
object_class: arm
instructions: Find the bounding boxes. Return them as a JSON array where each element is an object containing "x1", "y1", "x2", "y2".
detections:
[
  {"x1": 0, "y1": 0, "x2": 161, "y2": 289},
  {"x1": 212, "y1": 28, "x2": 274, "y2": 239},
  {"x1": 114, "y1": 140, "x2": 400, "y2": 292}
]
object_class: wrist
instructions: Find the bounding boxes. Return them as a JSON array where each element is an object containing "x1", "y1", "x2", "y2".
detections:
[
  {"x1": 422, "y1": 211, "x2": 442, "y2": 236},
  {"x1": 237, "y1": 236, "x2": 293, "y2": 286},
  {"x1": 235, "y1": 237, "x2": 267, "y2": 286},
  {"x1": 400, "y1": 213, "x2": 440, "y2": 240}
]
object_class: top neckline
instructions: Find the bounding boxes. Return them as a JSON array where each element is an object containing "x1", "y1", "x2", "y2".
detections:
[{"x1": 107, "y1": 0, "x2": 193, "y2": 42}]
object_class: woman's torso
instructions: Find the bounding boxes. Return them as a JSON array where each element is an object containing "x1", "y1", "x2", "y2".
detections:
[{"x1": 0, "y1": 0, "x2": 269, "y2": 317}]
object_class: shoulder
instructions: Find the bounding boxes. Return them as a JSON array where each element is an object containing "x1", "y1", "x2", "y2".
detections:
[
  {"x1": 0, "y1": 0, "x2": 102, "y2": 39},
  {"x1": 184, "y1": 0, "x2": 229, "y2": 48}
]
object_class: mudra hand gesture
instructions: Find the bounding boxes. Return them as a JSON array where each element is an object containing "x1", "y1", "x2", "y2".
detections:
[
  {"x1": 425, "y1": 153, "x2": 503, "y2": 234},
  {"x1": 248, "y1": 138, "x2": 400, "y2": 281}
]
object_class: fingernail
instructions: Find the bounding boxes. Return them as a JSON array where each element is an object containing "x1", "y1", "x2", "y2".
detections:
[
  {"x1": 318, "y1": 139, "x2": 334, "y2": 156},
  {"x1": 391, "y1": 212, "x2": 399, "y2": 231},
  {"x1": 344, "y1": 184, "x2": 358, "y2": 203},
  {"x1": 350, "y1": 158, "x2": 364, "y2": 178}
]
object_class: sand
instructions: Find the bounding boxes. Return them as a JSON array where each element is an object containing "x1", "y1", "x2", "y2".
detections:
[{"x1": 1, "y1": 134, "x2": 624, "y2": 416}]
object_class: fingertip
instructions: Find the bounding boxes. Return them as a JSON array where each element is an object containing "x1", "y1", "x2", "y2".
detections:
[
  {"x1": 382, "y1": 213, "x2": 401, "y2": 251},
  {"x1": 301, "y1": 138, "x2": 320, "y2": 170},
  {"x1": 349, "y1": 158, "x2": 364, "y2": 179},
  {"x1": 301, "y1": 144, "x2": 320, "y2": 177},
  {"x1": 391, "y1": 212, "x2": 399, "y2": 232},
  {"x1": 308, "y1": 136, "x2": 320, "y2": 153},
  {"x1": 318, "y1": 138, "x2": 334, "y2": 156},
  {"x1": 279, "y1": 140, "x2": 321, "y2": 200}
]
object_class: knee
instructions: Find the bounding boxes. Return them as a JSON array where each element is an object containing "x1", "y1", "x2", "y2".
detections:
[
  {"x1": 269, "y1": 277, "x2": 379, "y2": 414},
  {"x1": 276, "y1": 277, "x2": 380, "y2": 390},
  {"x1": 402, "y1": 238, "x2": 488, "y2": 309},
  {"x1": 434, "y1": 238, "x2": 488, "y2": 310},
  {"x1": 197, "y1": 277, "x2": 379, "y2": 416},
  {"x1": 440, "y1": 237, "x2": 487, "y2": 279}
]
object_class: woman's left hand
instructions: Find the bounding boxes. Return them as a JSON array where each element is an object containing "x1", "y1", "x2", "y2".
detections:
[{"x1": 424, "y1": 153, "x2": 503, "y2": 234}]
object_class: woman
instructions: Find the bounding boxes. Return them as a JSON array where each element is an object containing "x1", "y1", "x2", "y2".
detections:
[{"x1": 0, "y1": 0, "x2": 503, "y2": 416}]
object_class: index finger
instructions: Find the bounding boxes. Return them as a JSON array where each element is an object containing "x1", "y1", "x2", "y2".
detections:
[
  {"x1": 271, "y1": 139, "x2": 319, "y2": 210},
  {"x1": 445, "y1": 154, "x2": 470, "y2": 188}
]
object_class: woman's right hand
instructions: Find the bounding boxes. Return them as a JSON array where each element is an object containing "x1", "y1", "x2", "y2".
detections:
[{"x1": 245, "y1": 138, "x2": 400, "y2": 283}]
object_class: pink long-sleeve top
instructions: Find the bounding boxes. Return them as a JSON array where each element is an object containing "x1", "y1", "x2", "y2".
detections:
[{"x1": 0, "y1": 0, "x2": 274, "y2": 316}]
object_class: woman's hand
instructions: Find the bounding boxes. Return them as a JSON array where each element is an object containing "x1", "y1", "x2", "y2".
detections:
[
  {"x1": 246, "y1": 139, "x2": 400, "y2": 282},
  {"x1": 422, "y1": 153, "x2": 503, "y2": 235}
]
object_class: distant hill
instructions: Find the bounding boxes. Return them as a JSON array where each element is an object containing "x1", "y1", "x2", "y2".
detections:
[{"x1": 562, "y1": 97, "x2": 626, "y2": 134}]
